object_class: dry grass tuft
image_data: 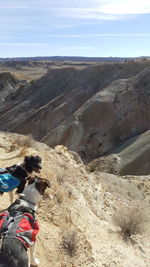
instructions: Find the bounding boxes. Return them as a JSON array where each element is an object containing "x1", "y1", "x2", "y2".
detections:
[
  {"x1": 61, "y1": 231, "x2": 78, "y2": 257},
  {"x1": 113, "y1": 207, "x2": 147, "y2": 241},
  {"x1": 57, "y1": 175, "x2": 65, "y2": 185},
  {"x1": 54, "y1": 187, "x2": 65, "y2": 204},
  {"x1": 13, "y1": 134, "x2": 34, "y2": 148}
]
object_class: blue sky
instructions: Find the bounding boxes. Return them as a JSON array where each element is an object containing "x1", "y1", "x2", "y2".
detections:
[{"x1": 0, "y1": 0, "x2": 150, "y2": 58}]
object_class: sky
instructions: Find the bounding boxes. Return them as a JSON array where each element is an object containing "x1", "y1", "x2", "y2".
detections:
[{"x1": 0, "y1": 0, "x2": 150, "y2": 58}]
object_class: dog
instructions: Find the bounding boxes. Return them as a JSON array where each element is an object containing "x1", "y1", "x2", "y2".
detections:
[
  {"x1": 0, "y1": 155, "x2": 42, "y2": 202},
  {"x1": 0, "y1": 176, "x2": 51, "y2": 267}
]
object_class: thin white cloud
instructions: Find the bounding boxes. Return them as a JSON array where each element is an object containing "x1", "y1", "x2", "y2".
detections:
[
  {"x1": 0, "y1": 0, "x2": 99, "y2": 9},
  {"x1": 52, "y1": 24, "x2": 76, "y2": 29},
  {"x1": 0, "y1": 43, "x2": 44, "y2": 47},
  {"x1": 0, "y1": 6, "x2": 120, "y2": 20},
  {"x1": 64, "y1": 46, "x2": 96, "y2": 50},
  {"x1": 99, "y1": 0, "x2": 150, "y2": 15},
  {"x1": 53, "y1": 8, "x2": 120, "y2": 20},
  {"x1": 1, "y1": 0, "x2": 150, "y2": 21},
  {"x1": 47, "y1": 33, "x2": 150, "y2": 38}
]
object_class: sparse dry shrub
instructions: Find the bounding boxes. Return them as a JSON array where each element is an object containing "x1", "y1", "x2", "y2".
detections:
[
  {"x1": 61, "y1": 231, "x2": 78, "y2": 257},
  {"x1": 113, "y1": 207, "x2": 147, "y2": 241},
  {"x1": 57, "y1": 175, "x2": 65, "y2": 185},
  {"x1": 55, "y1": 187, "x2": 65, "y2": 204},
  {"x1": 6, "y1": 143, "x2": 17, "y2": 152},
  {"x1": 67, "y1": 188, "x2": 73, "y2": 198},
  {"x1": 13, "y1": 134, "x2": 34, "y2": 148}
]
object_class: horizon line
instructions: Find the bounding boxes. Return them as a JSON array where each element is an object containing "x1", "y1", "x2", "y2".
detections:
[{"x1": 0, "y1": 55, "x2": 149, "y2": 59}]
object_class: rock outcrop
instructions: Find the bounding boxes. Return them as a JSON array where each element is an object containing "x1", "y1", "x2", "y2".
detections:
[
  {"x1": 0, "y1": 72, "x2": 21, "y2": 101},
  {"x1": 88, "y1": 130, "x2": 150, "y2": 175},
  {"x1": 0, "y1": 72, "x2": 27, "y2": 114},
  {"x1": 45, "y1": 67, "x2": 150, "y2": 160}
]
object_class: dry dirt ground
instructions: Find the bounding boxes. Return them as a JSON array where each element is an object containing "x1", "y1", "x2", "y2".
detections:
[{"x1": 0, "y1": 132, "x2": 149, "y2": 267}]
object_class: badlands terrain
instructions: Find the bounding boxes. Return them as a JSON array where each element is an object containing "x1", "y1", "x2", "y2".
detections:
[
  {"x1": 0, "y1": 59, "x2": 150, "y2": 168},
  {"x1": 0, "y1": 132, "x2": 149, "y2": 267},
  {"x1": 0, "y1": 58, "x2": 150, "y2": 266}
]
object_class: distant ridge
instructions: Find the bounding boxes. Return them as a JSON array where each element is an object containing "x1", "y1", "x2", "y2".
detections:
[{"x1": 0, "y1": 56, "x2": 149, "y2": 62}]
